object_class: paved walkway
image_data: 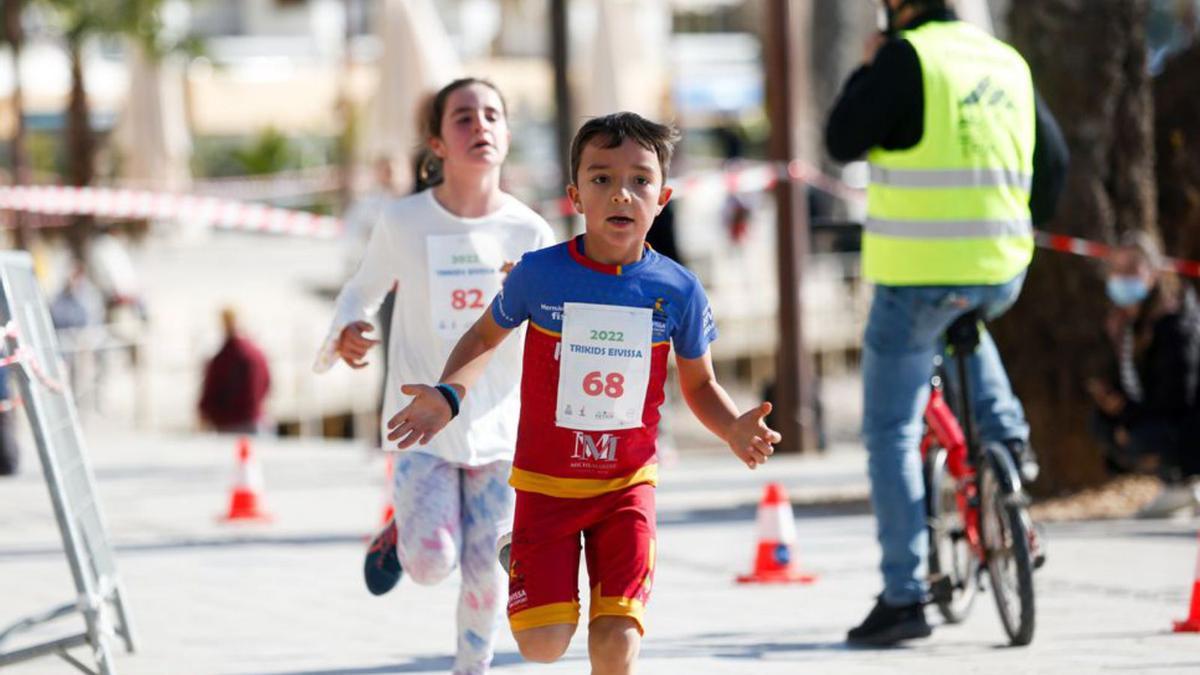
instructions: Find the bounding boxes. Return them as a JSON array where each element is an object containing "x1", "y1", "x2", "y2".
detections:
[{"x1": 1, "y1": 432, "x2": 1197, "y2": 673}]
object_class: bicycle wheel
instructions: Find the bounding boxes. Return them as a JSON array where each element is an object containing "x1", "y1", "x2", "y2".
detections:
[
  {"x1": 925, "y1": 448, "x2": 979, "y2": 623},
  {"x1": 979, "y1": 458, "x2": 1036, "y2": 646}
]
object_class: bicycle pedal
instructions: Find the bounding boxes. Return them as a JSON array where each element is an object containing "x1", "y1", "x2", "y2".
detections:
[{"x1": 928, "y1": 574, "x2": 955, "y2": 604}]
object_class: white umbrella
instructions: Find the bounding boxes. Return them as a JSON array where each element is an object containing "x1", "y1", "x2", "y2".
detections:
[
  {"x1": 113, "y1": 44, "x2": 191, "y2": 192},
  {"x1": 577, "y1": 0, "x2": 668, "y2": 120},
  {"x1": 367, "y1": 0, "x2": 462, "y2": 172}
]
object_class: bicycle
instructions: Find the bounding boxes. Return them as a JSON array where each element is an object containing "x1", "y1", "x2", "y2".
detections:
[{"x1": 920, "y1": 310, "x2": 1038, "y2": 646}]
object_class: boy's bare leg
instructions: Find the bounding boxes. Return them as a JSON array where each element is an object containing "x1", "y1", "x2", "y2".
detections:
[
  {"x1": 513, "y1": 623, "x2": 576, "y2": 663},
  {"x1": 588, "y1": 616, "x2": 640, "y2": 675}
]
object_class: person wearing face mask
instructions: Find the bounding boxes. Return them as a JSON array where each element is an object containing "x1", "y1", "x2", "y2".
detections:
[
  {"x1": 825, "y1": 0, "x2": 1069, "y2": 646},
  {"x1": 1087, "y1": 232, "x2": 1200, "y2": 488}
]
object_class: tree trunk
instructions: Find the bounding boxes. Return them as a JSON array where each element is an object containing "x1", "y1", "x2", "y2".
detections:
[
  {"x1": 65, "y1": 37, "x2": 95, "y2": 260},
  {"x1": 995, "y1": 0, "x2": 1156, "y2": 494},
  {"x1": 3, "y1": 0, "x2": 30, "y2": 249},
  {"x1": 1154, "y1": 42, "x2": 1200, "y2": 268}
]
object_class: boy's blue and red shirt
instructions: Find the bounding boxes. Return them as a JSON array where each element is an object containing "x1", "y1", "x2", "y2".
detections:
[{"x1": 492, "y1": 235, "x2": 717, "y2": 498}]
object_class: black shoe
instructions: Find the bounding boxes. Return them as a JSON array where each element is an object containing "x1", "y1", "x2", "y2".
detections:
[
  {"x1": 363, "y1": 518, "x2": 402, "y2": 596},
  {"x1": 846, "y1": 596, "x2": 932, "y2": 646},
  {"x1": 1004, "y1": 439, "x2": 1040, "y2": 484}
]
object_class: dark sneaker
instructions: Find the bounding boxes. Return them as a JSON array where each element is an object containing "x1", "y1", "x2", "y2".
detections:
[
  {"x1": 1004, "y1": 439, "x2": 1040, "y2": 484},
  {"x1": 496, "y1": 531, "x2": 512, "y2": 573},
  {"x1": 846, "y1": 596, "x2": 932, "y2": 646},
  {"x1": 363, "y1": 518, "x2": 402, "y2": 596}
]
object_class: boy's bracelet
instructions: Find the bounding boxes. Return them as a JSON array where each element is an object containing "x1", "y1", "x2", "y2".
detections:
[{"x1": 434, "y1": 383, "x2": 461, "y2": 419}]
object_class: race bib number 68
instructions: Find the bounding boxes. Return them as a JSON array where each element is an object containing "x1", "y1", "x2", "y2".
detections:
[{"x1": 555, "y1": 302, "x2": 652, "y2": 431}]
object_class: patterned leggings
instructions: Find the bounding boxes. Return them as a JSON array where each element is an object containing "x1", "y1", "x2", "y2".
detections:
[{"x1": 392, "y1": 451, "x2": 514, "y2": 675}]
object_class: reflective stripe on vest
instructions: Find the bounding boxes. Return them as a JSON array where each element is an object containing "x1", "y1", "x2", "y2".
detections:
[
  {"x1": 866, "y1": 217, "x2": 1032, "y2": 239},
  {"x1": 869, "y1": 166, "x2": 1032, "y2": 192},
  {"x1": 864, "y1": 21, "x2": 1036, "y2": 286}
]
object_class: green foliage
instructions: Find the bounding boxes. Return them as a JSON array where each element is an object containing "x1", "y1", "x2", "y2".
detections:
[
  {"x1": 25, "y1": 131, "x2": 59, "y2": 175},
  {"x1": 230, "y1": 128, "x2": 299, "y2": 176},
  {"x1": 35, "y1": 0, "x2": 202, "y2": 59}
]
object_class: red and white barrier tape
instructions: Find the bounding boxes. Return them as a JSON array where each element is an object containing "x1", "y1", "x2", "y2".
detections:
[
  {"x1": 0, "y1": 185, "x2": 344, "y2": 239},
  {"x1": 666, "y1": 159, "x2": 1200, "y2": 279},
  {"x1": 1034, "y1": 232, "x2": 1200, "y2": 278},
  {"x1": 0, "y1": 321, "x2": 66, "y2": 394},
  {"x1": 32, "y1": 165, "x2": 363, "y2": 202},
  {"x1": 2, "y1": 162, "x2": 1197, "y2": 277}
]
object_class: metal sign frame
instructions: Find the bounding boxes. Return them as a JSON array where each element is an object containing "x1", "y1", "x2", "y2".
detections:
[{"x1": 0, "y1": 252, "x2": 135, "y2": 674}]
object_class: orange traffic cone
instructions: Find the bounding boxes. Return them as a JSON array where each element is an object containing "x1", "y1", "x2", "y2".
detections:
[
  {"x1": 1174, "y1": 531, "x2": 1200, "y2": 632},
  {"x1": 221, "y1": 436, "x2": 271, "y2": 522},
  {"x1": 736, "y1": 483, "x2": 816, "y2": 584}
]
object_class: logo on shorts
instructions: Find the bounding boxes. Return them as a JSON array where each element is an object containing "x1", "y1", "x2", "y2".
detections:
[{"x1": 571, "y1": 432, "x2": 618, "y2": 462}]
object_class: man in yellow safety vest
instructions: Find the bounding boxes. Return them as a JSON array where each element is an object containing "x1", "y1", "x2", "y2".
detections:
[{"x1": 825, "y1": 0, "x2": 1068, "y2": 645}]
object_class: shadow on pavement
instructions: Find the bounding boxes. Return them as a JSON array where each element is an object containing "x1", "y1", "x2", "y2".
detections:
[
  {"x1": 658, "y1": 499, "x2": 872, "y2": 528},
  {"x1": 0, "y1": 532, "x2": 365, "y2": 559},
  {"x1": 249, "y1": 651, "x2": 580, "y2": 674},
  {"x1": 637, "y1": 629, "x2": 883, "y2": 661}
]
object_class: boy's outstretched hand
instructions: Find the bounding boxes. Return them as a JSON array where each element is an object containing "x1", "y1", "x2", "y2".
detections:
[
  {"x1": 386, "y1": 384, "x2": 454, "y2": 449},
  {"x1": 727, "y1": 402, "x2": 781, "y2": 470}
]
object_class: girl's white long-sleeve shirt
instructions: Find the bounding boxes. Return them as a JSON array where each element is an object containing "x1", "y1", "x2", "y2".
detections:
[{"x1": 315, "y1": 189, "x2": 555, "y2": 466}]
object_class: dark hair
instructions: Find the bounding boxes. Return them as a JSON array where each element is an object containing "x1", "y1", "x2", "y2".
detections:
[
  {"x1": 417, "y1": 77, "x2": 508, "y2": 184},
  {"x1": 569, "y1": 112, "x2": 681, "y2": 185}
]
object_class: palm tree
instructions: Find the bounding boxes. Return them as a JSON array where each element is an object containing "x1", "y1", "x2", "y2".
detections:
[
  {"x1": 995, "y1": 0, "x2": 1157, "y2": 493},
  {"x1": 38, "y1": 0, "x2": 176, "y2": 258}
]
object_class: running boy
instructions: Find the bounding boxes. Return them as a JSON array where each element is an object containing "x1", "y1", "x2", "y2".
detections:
[{"x1": 386, "y1": 112, "x2": 780, "y2": 675}]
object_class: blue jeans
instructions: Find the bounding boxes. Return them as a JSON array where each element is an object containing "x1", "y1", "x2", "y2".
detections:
[{"x1": 862, "y1": 274, "x2": 1029, "y2": 606}]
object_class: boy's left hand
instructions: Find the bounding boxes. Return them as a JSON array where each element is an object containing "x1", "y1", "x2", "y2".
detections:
[
  {"x1": 386, "y1": 384, "x2": 454, "y2": 450},
  {"x1": 727, "y1": 402, "x2": 780, "y2": 470}
]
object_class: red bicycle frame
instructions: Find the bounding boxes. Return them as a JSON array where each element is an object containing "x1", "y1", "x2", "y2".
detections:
[{"x1": 921, "y1": 386, "x2": 985, "y2": 560}]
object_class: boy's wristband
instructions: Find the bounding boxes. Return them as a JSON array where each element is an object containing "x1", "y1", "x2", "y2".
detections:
[{"x1": 434, "y1": 383, "x2": 461, "y2": 418}]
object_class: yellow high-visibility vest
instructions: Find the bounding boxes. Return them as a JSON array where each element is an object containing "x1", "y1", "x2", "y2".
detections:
[{"x1": 864, "y1": 20, "x2": 1036, "y2": 285}]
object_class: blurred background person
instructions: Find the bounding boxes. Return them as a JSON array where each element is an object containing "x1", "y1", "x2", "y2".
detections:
[
  {"x1": 49, "y1": 261, "x2": 106, "y2": 405},
  {"x1": 49, "y1": 261, "x2": 105, "y2": 333},
  {"x1": 198, "y1": 307, "x2": 272, "y2": 435},
  {"x1": 1087, "y1": 232, "x2": 1200, "y2": 486},
  {"x1": 89, "y1": 230, "x2": 148, "y2": 322}
]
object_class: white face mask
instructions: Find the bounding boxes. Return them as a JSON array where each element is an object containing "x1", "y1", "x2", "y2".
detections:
[{"x1": 1106, "y1": 276, "x2": 1151, "y2": 308}]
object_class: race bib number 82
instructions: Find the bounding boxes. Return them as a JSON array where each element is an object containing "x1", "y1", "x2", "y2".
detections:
[{"x1": 426, "y1": 233, "x2": 504, "y2": 341}]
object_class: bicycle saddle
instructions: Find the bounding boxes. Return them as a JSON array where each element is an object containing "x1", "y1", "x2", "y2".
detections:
[{"x1": 945, "y1": 310, "x2": 983, "y2": 353}]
